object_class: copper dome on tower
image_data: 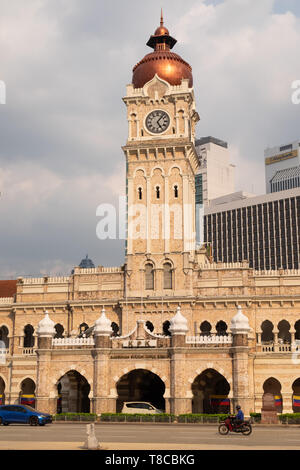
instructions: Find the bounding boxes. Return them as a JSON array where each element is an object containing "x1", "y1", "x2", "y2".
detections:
[{"x1": 132, "y1": 11, "x2": 193, "y2": 89}]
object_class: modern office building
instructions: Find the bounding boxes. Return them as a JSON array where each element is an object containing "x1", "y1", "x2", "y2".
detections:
[
  {"x1": 195, "y1": 136, "x2": 235, "y2": 207},
  {"x1": 204, "y1": 188, "x2": 300, "y2": 270},
  {"x1": 265, "y1": 140, "x2": 300, "y2": 194}
]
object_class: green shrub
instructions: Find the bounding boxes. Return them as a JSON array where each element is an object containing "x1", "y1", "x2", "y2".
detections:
[
  {"x1": 279, "y1": 413, "x2": 300, "y2": 424},
  {"x1": 177, "y1": 414, "x2": 228, "y2": 423},
  {"x1": 100, "y1": 413, "x2": 176, "y2": 422},
  {"x1": 53, "y1": 413, "x2": 97, "y2": 421},
  {"x1": 250, "y1": 413, "x2": 261, "y2": 422}
]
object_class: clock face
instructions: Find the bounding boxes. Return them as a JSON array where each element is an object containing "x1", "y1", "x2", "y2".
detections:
[{"x1": 145, "y1": 110, "x2": 170, "y2": 134}]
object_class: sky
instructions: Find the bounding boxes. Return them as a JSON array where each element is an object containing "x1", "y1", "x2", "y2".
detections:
[{"x1": 0, "y1": 0, "x2": 300, "y2": 277}]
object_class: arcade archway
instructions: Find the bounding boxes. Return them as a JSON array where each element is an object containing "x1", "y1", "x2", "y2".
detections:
[
  {"x1": 19, "y1": 378, "x2": 36, "y2": 408},
  {"x1": 292, "y1": 378, "x2": 300, "y2": 412},
  {"x1": 192, "y1": 369, "x2": 230, "y2": 414},
  {"x1": 0, "y1": 377, "x2": 5, "y2": 405},
  {"x1": 116, "y1": 369, "x2": 165, "y2": 413},
  {"x1": 57, "y1": 370, "x2": 90, "y2": 413},
  {"x1": 263, "y1": 377, "x2": 282, "y2": 413}
]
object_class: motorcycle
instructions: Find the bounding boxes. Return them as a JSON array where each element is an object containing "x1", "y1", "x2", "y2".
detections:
[{"x1": 218, "y1": 415, "x2": 252, "y2": 436}]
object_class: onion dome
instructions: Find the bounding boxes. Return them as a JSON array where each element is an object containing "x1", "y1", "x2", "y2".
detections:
[
  {"x1": 37, "y1": 311, "x2": 55, "y2": 337},
  {"x1": 230, "y1": 306, "x2": 251, "y2": 334},
  {"x1": 169, "y1": 306, "x2": 189, "y2": 335},
  {"x1": 79, "y1": 255, "x2": 95, "y2": 269},
  {"x1": 132, "y1": 11, "x2": 193, "y2": 89},
  {"x1": 94, "y1": 307, "x2": 112, "y2": 337}
]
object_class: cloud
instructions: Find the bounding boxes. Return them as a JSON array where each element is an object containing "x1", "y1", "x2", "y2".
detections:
[
  {"x1": 174, "y1": 0, "x2": 300, "y2": 191},
  {"x1": 0, "y1": 0, "x2": 299, "y2": 276}
]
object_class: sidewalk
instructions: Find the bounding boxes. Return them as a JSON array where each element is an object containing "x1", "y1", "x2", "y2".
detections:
[{"x1": 1, "y1": 441, "x2": 300, "y2": 450}]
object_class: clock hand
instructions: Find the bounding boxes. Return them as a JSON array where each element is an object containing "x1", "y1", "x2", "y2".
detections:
[{"x1": 157, "y1": 116, "x2": 164, "y2": 127}]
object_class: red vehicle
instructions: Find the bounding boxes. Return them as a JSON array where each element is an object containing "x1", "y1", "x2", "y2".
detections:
[{"x1": 218, "y1": 415, "x2": 252, "y2": 436}]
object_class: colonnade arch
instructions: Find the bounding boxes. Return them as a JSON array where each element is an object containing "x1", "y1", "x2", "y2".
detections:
[
  {"x1": 262, "y1": 377, "x2": 283, "y2": 413},
  {"x1": 19, "y1": 378, "x2": 36, "y2": 408},
  {"x1": 56, "y1": 370, "x2": 90, "y2": 414},
  {"x1": 116, "y1": 369, "x2": 165, "y2": 413},
  {"x1": 0, "y1": 376, "x2": 5, "y2": 405},
  {"x1": 192, "y1": 369, "x2": 230, "y2": 414}
]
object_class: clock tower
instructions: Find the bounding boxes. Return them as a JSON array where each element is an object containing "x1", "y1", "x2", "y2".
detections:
[{"x1": 123, "y1": 13, "x2": 200, "y2": 298}]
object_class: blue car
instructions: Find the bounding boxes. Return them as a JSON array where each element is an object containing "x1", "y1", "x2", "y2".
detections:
[{"x1": 0, "y1": 404, "x2": 52, "y2": 426}]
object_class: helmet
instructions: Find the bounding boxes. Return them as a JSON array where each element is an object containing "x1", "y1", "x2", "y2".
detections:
[{"x1": 236, "y1": 405, "x2": 241, "y2": 410}]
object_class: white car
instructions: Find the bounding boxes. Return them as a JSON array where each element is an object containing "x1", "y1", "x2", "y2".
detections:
[{"x1": 121, "y1": 402, "x2": 164, "y2": 414}]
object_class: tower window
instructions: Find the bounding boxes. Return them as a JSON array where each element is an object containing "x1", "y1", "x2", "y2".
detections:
[
  {"x1": 156, "y1": 186, "x2": 160, "y2": 199},
  {"x1": 174, "y1": 185, "x2": 178, "y2": 198},
  {"x1": 163, "y1": 263, "x2": 172, "y2": 289},
  {"x1": 138, "y1": 187, "x2": 143, "y2": 200},
  {"x1": 145, "y1": 264, "x2": 154, "y2": 290}
]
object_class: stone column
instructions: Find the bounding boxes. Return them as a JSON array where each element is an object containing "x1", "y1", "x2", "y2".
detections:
[
  {"x1": 281, "y1": 389, "x2": 294, "y2": 414},
  {"x1": 169, "y1": 307, "x2": 190, "y2": 415},
  {"x1": 35, "y1": 312, "x2": 55, "y2": 413},
  {"x1": 93, "y1": 308, "x2": 114, "y2": 415},
  {"x1": 230, "y1": 306, "x2": 252, "y2": 416}
]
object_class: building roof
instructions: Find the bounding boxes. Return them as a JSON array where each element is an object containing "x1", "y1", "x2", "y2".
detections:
[
  {"x1": 195, "y1": 136, "x2": 228, "y2": 149},
  {"x1": 271, "y1": 166, "x2": 300, "y2": 183},
  {"x1": 0, "y1": 280, "x2": 17, "y2": 298}
]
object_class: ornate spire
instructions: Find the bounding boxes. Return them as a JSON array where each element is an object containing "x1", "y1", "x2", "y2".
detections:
[
  {"x1": 169, "y1": 306, "x2": 189, "y2": 335},
  {"x1": 37, "y1": 311, "x2": 55, "y2": 337},
  {"x1": 160, "y1": 8, "x2": 164, "y2": 27},
  {"x1": 94, "y1": 307, "x2": 112, "y2": 337},
  {"x1": 230, "y1": 305, "x2": 251, "y2": 334}
]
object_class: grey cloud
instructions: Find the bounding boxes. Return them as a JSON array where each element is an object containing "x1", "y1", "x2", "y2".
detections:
[{"x1": 0, "y1": 0, "x2": 299, "y2": 277}]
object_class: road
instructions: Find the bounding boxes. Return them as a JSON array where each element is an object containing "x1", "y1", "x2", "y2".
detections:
[{"x1": 0, "y1": 423, "x2": 299, "y2": 450}]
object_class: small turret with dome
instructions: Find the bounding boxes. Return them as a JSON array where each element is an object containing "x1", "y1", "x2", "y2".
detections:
[
  {"x1": 94, "y1": 307, "x2": 112, "y2": 348},
  {"x1": 169, "y1": 306, "x2": 189, "y2": 335},
  {"x1": 132, "y1": 10, "x2": 193, "y2": 89},
  {"x1": 37, "y1": 311, "x2": 55, "y2": 338},
  {"x1": 230, "y1": 305, "x2": 251, "y2": 335}
]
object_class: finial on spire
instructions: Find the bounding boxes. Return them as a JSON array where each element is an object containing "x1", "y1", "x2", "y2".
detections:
[{"x1": 160, "y1": 8, "x2": 164, "y2": 27}]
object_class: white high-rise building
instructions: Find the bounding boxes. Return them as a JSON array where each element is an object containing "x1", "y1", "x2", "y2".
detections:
[
  {"x1": 195, "y1": 136, "x2": 235, "y2": 207},
  {"x1": 265, "y1": 140, "x2": 300, "y2": 194}
]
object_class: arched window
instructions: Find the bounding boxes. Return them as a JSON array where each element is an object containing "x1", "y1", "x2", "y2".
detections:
[
  {"x1": 261, "y1": 320, "x2": 274, "y2": 343},
  {"x1": 145, "y1": 264, "x2": 154, "y2": 290},
  {"x1": 0, "y1": 326, "x2": 9, "y2": 348},
  {"x1": 163, "y1": 320, "x2": 171, "y2": 336},
  {"x1": 200, "y1": 321, "x2": 211, "y2": 336},
  {"x1": 138, "y1": 187, "x2": 143, "y2": 200},
  {"x1": 146, "y1": 321, "x2": 154, "y2": 332},
  {"x1": 79, "y1": 323, "x2": 89, "y2": 335},
  {"x1": 24, "y1": 325, "x2": 34, "y2": 348},
  {"x1": 111, "y1": 322, "x2": 120, "y2": 337},
  {"x1": 174, "y1": 185, "x2": 178, "y2": 198},
  {"x1": 163, "y1": 263, "x2": 172, "y2": 289},
  {"x1": 295, "y1": 320, "x2": 300, "y2": 340},
  {"x1": 54, "y1": 324, "x2": 64, "y2": 339},
  {"x1": 278, "y1": 320, "x2": 291, "y2": 344},
  {"x1": 156, "y1": 186, "x2": 160, "y2": 199},
  {"x1": 216, "y1": 321, "x2": 228, "y2": 336}
]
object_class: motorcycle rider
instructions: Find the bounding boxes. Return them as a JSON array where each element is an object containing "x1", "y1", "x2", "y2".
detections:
[{"x1": 233, "y1": 405, "x2": 244, "y2": 428}]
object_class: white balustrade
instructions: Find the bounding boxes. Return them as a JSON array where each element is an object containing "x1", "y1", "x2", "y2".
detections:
[
  {"x1": 186, "y1": 334, "x2": 232, "y2": 345},
  {"x1": 22, "y1": 348, "x2": 35, "y2": 355},
  {"x1": 0, "y1": 297, "x2": 14, "y2": 304},
  {"x1": 52, "y1": 337, "x2": 95, "y2": 347}
]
